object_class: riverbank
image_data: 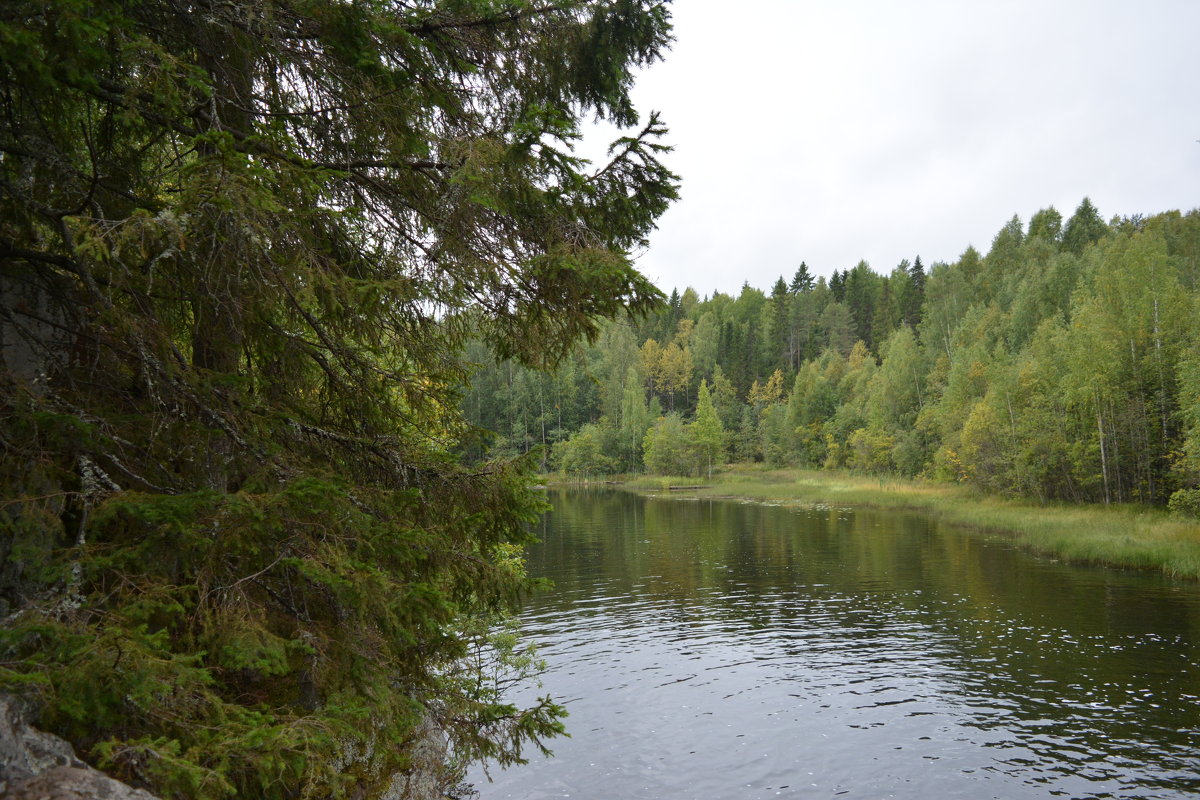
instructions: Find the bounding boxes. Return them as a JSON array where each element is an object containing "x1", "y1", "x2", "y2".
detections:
[{"x1": 553, "y1": 465, "x2": 1200, "y2": 580}]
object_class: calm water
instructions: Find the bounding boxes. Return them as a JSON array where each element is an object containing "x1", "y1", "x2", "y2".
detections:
[{"x1": 468, "y1": 489, "x2": 1200, "y2": 799}]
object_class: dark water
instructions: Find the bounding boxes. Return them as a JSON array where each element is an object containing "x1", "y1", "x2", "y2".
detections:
[{"x1": 468, "y1": 489, "x2": 1200, "y2": 799}]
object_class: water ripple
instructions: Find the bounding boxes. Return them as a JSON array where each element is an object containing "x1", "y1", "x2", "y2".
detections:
[{"x1": 470, "y1": 492, "x2": 1200, "y2": 800}]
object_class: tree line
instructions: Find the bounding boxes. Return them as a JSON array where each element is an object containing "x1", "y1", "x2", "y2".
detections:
[{"x1": 464, "y1": 200, "x2": 1200, "y2": 513}]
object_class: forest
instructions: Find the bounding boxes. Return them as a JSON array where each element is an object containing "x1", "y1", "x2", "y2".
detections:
[
  {"x1": 464, "y1": 200, "x2": 1200, "y2": 513},
  {"x1": 1, "y1": 0, "x2": 1197, "y2": 797}
]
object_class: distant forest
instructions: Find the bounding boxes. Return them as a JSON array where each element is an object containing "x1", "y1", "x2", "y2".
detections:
[{"x1": 464, "y1": 200, "x2": 1200, "y2": 512}]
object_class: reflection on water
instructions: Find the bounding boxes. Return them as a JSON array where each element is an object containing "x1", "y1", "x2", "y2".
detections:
[{"x1": 469, "y1": 489, "x2": 1200, "y2": 800}]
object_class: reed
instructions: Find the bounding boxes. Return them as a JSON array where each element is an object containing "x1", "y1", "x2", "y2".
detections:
[{"x1": 601, "y1": 465, "x2": 1200, "y2": 580}]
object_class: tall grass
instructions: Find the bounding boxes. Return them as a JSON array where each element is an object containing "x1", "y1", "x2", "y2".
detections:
[{"x1": 601, "y1": 465, "x2": 1200, "y2": 580}]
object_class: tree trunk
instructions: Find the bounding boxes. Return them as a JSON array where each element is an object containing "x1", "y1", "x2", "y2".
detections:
[
  {"x1": 193, "y1": 20, "x2": 253, "y2": 376},
  {"x1": 1096, "y1": 395, "x2": 1110, "y2": 505},
  {"x1": 191, "y1": 19, "x2": 255, "y2": 490}
]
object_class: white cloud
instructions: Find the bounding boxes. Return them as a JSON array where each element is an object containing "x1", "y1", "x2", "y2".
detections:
[{"x1": 600, "y1": 0, "x2": 1200, "y2": 295}]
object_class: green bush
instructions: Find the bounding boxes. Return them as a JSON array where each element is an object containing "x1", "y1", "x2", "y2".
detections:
[{"x1": 1168, "y1": 489, "x2": 1200, "y2": 517}]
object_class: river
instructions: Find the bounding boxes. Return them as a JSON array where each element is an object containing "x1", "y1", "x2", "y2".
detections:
[{"x1": 467, "y1": 488, "x2": 1200, "y2": 799}]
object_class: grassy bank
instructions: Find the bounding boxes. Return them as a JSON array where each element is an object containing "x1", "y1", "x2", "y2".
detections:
[{"x1": 560, "y1": 465, "x2": 1200, "y2": 580}]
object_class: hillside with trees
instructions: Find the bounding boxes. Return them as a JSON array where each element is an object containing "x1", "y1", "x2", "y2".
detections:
[{"x1": 464, "y1": 201, "x2": 1200, "y2": 513}]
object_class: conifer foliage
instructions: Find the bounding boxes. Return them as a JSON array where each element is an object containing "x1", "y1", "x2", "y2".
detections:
[{"x1": 0, "y1": 1, "x2": 678, "y2": 797}]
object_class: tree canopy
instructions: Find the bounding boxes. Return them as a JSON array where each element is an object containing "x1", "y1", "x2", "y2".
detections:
[
  {"x1": 478, "y1": 202, "x2": 1200, "y2": 514},
  {"x1": 0, "y1": 1, "x2": 678, "y2": 797}
]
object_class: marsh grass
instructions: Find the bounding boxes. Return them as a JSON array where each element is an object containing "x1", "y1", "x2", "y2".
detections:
[{"x1": 557, "y1": 465, "x2": 1200, "y2": 580}]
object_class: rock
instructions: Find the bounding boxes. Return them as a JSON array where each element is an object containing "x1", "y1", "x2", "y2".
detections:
[
  {"x1": 381, "y1": 717, "x2": 451, "y2": 800},
  {"x1": 0, "y1": 696, "x2": 157, "y2": 800},
  {"x1": 0, "y1": 696, "x2": 83, "y2": 792},
  {"x1": 0, "y1": 694, "x2": 455, "y2": 800},
  {"x1": 2, "y1": 766, "x2": 159, "y2": 800}
]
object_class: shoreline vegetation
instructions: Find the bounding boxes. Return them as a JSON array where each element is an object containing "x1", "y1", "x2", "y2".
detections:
[
  {"x1": 465, "y1": 205, "x2": 1200, "y2": 521},
  {"x1": 544, "y1": 465, "x2": 1200, "y2": 580}
]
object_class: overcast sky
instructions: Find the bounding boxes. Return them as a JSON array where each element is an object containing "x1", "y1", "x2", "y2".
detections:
[{"x1": 593, "y1": 0, "x2": 1200, "y2": 297}]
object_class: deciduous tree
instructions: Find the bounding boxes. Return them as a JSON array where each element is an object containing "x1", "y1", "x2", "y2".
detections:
[
  {"x1": 690, "y1": 380, "x2": 726, "y2": 478},
  {"x1": 643, "y1": 412, "x2": 695, "y2": 475}
]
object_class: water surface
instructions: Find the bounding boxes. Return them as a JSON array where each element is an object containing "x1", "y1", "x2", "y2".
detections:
[{"x1": 469, "y1": 489, "x2": 1200, "y2": 799}]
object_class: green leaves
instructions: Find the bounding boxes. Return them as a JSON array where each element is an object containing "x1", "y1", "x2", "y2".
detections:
[{"x1": 471, "y1": 202, "x2": 1200, "y2": 514}]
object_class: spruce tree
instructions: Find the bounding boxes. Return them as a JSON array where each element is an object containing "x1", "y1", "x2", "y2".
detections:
[
  {"x1": 902, "y1": 255, "x2": 926, "y2": 330},
  {"x1": 910, "y1": 255, "x2": 927, "y2": 295},
  {"x1": 769, "y1": 275, "x2": 791, "y2": 372},
  {"x1": 844, "y1": 261, "x2": 877, "y2": 349},
  {"x1": 790, "y1": 262, "x2": 815, "y2": 293},
  {"x1": 1063, "y1": 198, "x2": 1109, "y2": 255},
  {"x1": 0, "y1": 1, "x2": 678, "y2": 797},
  {"x1": 830, "y1": 269, "x2": 848, "y2": 302}
]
